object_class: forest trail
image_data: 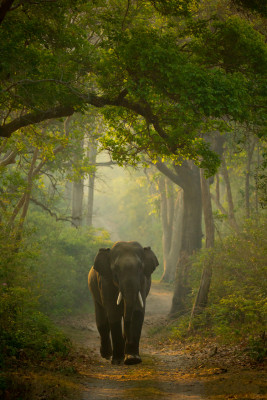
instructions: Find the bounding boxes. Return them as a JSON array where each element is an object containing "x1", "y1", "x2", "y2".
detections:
[
  {"x1": 64, "y1": 282, "x2": 204, "y2": 400},
  {"x1": 6, "y1": 282, "x2": 266, "y2": 399},
  {"x1": 60, "y1": 282, "x2": 266, "y2": 400}
]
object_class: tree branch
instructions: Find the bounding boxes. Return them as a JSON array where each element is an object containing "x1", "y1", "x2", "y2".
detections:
[
  {"x1": 210, "y1": 192, "x2": 227, "y2": 215},
  {"x1": 0, "y1": 90, "x2": 170, "y2": 148},
  {"x1": 0, "y1": 0, "x2": 15, "y2": 24},
  {"x1": 155, "y1": 160, "x2": 192, "y2": 189},
  {"x1": 30, "y1": 197, "x2": 73, "y2": 223},
  {"x1": 0, "y1": 149, "x2": 17, "y2": 167},
  {"x1": 0, "y1": 105, "x2": 75, "y2": 138}
]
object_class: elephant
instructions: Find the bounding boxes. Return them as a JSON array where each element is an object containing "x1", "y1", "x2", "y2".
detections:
[{"x1": 88, "y1": 241, "x2": 159, "y2": 365}]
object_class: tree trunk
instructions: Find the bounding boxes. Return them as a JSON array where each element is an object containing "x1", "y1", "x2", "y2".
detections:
[
  {"x1": 155, "y1": 161, "x2": 203, "y2": 316},
  {"x1": 0, "y1": 0, "x2": 15, "y2": 25},
  {"x1": 245, "y1": 137, "x2": 256, "y2": 218},
  {"x1": 164, "y1": 192, "x2": 183, "y2": 282},
  {"x1": 159, "y1": 177, "x2": 183, "y2": 282},
  {"x1": 7, "y1": 148, "x2": 39, "y2": 234},
  {"x1": 65, "y1": 181, "x2": 72, "y2": 209},
  {"x1": 215, "y1": 174, "x2": 220, "y2": 204},
  {"x1": 72, "y1": 179, "x2": 84, "y2": 228},
  {"x1": 255, "y1": 143, "x2": 260, "y2": 215},
  {"x1": 86, "y1": 141, "x2": 98, "y2": 226},
  {"x1": 221, "y1": 156, "x2": 239, "y2": 231},
  {"x1": 17, "y1": 148, "x2": 39, "y2": 234},
  {"x1": 189, "y1": 169, "x2": 215, "y2": 327},
  {"x1": 170, "y1": 166, "x2": 202, "y2": 316},
  {"x1": 200, "y1": 171, "x2": 215, "y2": 249},
  {"x1": 71, "y1": 137, "x2": 84, "y2": 228}
]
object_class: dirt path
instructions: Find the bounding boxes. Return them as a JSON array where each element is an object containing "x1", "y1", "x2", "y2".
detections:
[
  {"x1": 61, "y1": 282, "x2": 266, "y2": 400},
  {"x1": 4, "y1": 283, "x2": 265, "y2": 400},
  {"x1": 73, "y1": 282, "x2": 204, "y2": 400}
]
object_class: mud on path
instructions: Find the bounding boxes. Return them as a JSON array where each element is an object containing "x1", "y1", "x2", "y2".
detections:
[{"x1": 60, "y1": 282, "x2": 266, "y2": 400}]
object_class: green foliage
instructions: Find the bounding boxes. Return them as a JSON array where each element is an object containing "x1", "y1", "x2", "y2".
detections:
[
  {"x1": 1, "y1": 0, "x2": 266, "y2": 176},
  {"x1": 0, "y1": 231, "x2": 71, "y2": 367},
  {"x1": 0, "y1": 0, "x2": 93, "y2": 113},
  {"x1": 231, "y1": 0, "x2": 267, "y2": 17},
  {"x1": 191, "y1": 16, "x2": 267, "y2": 75},
  {"x1": 149, "y1": 0, "x2": 198, "y2": 17},
  {"x1": 27, "y1": 212, "x2": 111, "y2": 315},
  {"x1": 245, "y1": 335, "x2": 267, "y2": 362},
  {"x1": 0, "y1": 286, "x2": 71, "y2": 366},
  {"x1": 172, "y1": 219, "x2": 267, "y2": 342},
  {"x1": 95, "y1": 7, "x2": 266, "y2": 171},
  {"x1": 0, "y1": 208, "x2": 110, "y2": 367}
]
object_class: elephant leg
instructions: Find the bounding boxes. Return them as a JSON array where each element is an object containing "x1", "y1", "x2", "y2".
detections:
[
  {"x1": 94, "y1": 302, "x2": 112, "y2": 360},
  {"x1": 110, "y1": 320, "x2": 125, "y2": 365},
  {"x1": 124, "y1": 310, "x2": 144, "y2": 365}
]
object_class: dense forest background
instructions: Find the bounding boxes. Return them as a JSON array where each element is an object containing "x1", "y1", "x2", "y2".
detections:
[{"x1": 0, "y1": 0, "x2": 266, "y2": 374}]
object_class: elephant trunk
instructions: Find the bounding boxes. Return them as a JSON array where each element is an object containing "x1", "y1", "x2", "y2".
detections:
[
  {"x1": 117, "y1": 290, "x2": 143, "y2": 309},
  {"x1": 123, "y1": 290, "x2": 139, "y2": 321}
]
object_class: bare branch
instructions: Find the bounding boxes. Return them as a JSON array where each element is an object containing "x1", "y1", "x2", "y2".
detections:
[
  {"x1": 0, "y1": 149, "x2": 17, "y2": 167},
  {"x1": 30, "y1": 197, "x2": 73, "y2": 223}
]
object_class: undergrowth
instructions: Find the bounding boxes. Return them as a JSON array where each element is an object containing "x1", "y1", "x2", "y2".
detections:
[{"x1": 167, "y1": 219, "x2": 267, "y2": 362}]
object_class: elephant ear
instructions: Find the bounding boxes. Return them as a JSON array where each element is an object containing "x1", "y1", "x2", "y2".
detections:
[
  {"x1": 143, "y1": 247, "x2": 159, "y2": 277},
  {"x1": 93, "y1": 248, "x2": 111, "y2": 277}
]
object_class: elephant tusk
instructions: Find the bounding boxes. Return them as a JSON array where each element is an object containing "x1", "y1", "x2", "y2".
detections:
[
  {"x1": 117, "y1": 292, "x2": 122, "y2": 305},
  {"x1": 138, "y1": 291, "x2": 144, "y2": 308}
]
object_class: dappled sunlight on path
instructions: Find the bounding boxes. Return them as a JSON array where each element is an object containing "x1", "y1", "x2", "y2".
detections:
[
  {"x1": 70, "y1": 282, "x2": 205, "y2": 399},
  {"x1": 55, "y1": 281, "x2": 266, "y2": 400}
]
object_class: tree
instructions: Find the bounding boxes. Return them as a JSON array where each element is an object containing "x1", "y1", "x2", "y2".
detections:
[
  {"x1": 0, "y1": 122, "x2": 72, "y2": 238},
  {"x1": 86, "y1": 138, "x2": 98, "y2": 227},
  {"x1": 71, "y1": 137, "x2": 84, "y2": 228},
  {"x1": 1, "y1": 0, "x2": 266, "y2": 320},
  {"x1": 189, "y1": 169, "x2": 215, "y2": 325},
  {"x1": 2, "y1": 1, "x2": 265, "y2": 158},
  {"x1": 156, "y1": 161, "x2": 202, "y2": 315},
  {"x1": 158, "y1": 176, "x2": 182, "y2": 282}
]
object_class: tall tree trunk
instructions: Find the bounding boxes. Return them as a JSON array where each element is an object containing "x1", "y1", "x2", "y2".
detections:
[
  {"x1": 170, "y1": 165, "x2": 202, "y2": 316},
  {"x1": 189, "y1": 169, "x2": 215, "y2": 328},
  {"x1": 71, "y1": 137, "x2": 84, "y2": 228},
  {"x1": 65, "y1": 181, "x2": 72, "y2": 209},
  {"x1": 7, "y1": 148, "x2": 39, "y2": 234},
  {"x1": 156, "y1": 161, "x2": 203, "y2": 316},
  {"x1": 215, "y1": 174, "x2": 220, "y2": 204},
  {"x1": 72, "y1": 179, "x2": 84, "y2": 228},
  {"x1": 255, "y1": 143, "x2": 260, "y2": 215},
  {"x1": 165, "y1": 192, "x2": 183, "y2": 282},
  {"x1": 159, "y1": 177, "x2": 182, "y2": 282},
  {"x1": 221, "y1": 156, "x2": 239, "y2": 231},
  {"x1": 63, "y1": 117, "x2": 72, "y2": 211},
  {"x1": 245, "y1": 137, "x2": 256, "y2": 218},
  {"x1": 17, "y1": 148, "x2": 39, "y2": 234},
  {"x1": 0, "y1": 0, "x2": 15, "y2": 25},
  {"x1": 200, "y1": 171, "x2": 215, "y2": 249},
  {"x1": 86, "y1": 141, "x2": 98, "y2": 226}
]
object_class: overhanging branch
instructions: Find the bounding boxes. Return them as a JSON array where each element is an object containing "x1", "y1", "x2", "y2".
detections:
[
  {"x1": 0, "y1": 89, "x2": 169, "y2": 149},
  {"x1": 0, "y1": 105, "x2": 75, "y2": 138}
]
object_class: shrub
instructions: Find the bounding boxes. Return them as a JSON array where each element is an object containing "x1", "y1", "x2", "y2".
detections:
[
  {"x1": 172, "y1": 218, "x2": 267, "y2": 343},
  {"x1": 27, "y1": 212, "x2": 112, "y2": 315},
  {"x1": 0, "y1": 286, "x2": 71, "y2": 367}
]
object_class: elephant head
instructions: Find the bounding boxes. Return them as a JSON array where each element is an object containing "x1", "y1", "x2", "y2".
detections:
[{"x1": 93, "y1": 241, "x2": 158, "y2": 319}]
